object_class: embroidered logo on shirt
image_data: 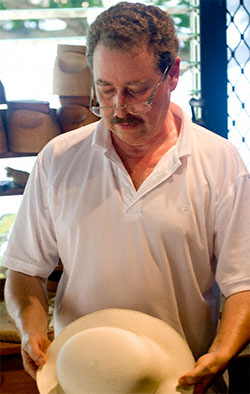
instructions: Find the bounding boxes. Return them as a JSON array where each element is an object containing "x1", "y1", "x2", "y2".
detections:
[{"x1": 179, "y1": 204, "x2": 190, "y2": 213}]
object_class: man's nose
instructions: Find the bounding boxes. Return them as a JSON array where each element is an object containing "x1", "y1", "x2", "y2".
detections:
[
  {"x1": 114, "y1": 104, "x2": 129, "y2": 118},
  {"x1": 113, "y1": 90, "x2": 129, "y2": 117}
]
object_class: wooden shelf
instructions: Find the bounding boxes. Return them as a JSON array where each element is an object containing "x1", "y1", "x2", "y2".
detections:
[
  {"x1": 0, "y1": 342, "x2": 21, "y2": 356},
  {"x1": 0, "y1": 152, "x2": 37, "y2": 158}
]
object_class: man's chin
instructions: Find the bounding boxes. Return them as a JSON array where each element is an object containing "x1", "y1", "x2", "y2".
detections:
[
  {"x1": 111, "y1": 121, "x2": 143, "y2": 135},
  {"x1": 110, "y1": 125, "x2": 151, "y2": 146}
]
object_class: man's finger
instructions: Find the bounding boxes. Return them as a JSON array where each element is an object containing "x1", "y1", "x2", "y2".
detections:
[
  {"x1": 25, "y1": 340, "x2": 47, "y2": 366},
  {"x1": 21, "y1": 334, "x2": 51, "y2": 379},
  {"x1": 21, "y1": 348, "x2": 40, "y2": 380}
]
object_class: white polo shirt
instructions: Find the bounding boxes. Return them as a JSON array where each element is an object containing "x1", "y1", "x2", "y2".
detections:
[{"x1": 3, "y1": 103, "x2": 250, "y2": 359}]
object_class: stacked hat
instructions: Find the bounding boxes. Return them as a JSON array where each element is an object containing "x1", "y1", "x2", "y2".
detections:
[
  {"x1": 53, "y1": 44, "x2": 98, "y2": 133},
  {"x1": 6, "y1": 101, "x2": 60, "y2": 154}
]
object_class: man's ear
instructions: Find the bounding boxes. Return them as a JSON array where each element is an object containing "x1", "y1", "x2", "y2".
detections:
[{"x1": 168, "y1": 57, "x2": 180, "y2": 92}]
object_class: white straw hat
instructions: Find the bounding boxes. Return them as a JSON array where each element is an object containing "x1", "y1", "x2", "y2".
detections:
[{"x1": 37, "y1": 309, "x2": 195, "y2": 394}]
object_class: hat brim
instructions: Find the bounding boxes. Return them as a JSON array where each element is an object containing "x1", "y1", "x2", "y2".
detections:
[{"x1": 37, "y1": 308, "x2": 194, "y2": 394}]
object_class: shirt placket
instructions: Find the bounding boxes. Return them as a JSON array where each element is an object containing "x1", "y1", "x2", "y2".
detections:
[{"x1": 118, "y1": 152, "x2": 182, "y2": 214}]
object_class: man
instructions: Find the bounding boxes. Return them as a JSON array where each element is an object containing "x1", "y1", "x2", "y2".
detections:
[{"x1": 3, "y1": 3, "x2": 250, "y2": 393}]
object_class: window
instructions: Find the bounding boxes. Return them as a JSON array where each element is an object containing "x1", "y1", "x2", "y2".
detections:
[{"x1": 226, "y1": 0, "x2": 250, "y2": 171}]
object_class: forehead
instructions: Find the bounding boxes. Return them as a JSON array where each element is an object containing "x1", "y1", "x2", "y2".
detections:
[{"x1": 92, "y1": 43, "x2": 159, "y2": 83}]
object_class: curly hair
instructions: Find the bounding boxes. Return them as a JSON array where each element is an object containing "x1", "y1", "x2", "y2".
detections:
[{"x1": 86, "y1": 2, "x2": 179, "y2": 73}]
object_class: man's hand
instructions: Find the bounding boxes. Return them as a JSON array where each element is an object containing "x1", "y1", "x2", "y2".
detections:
[
  {"x1": 4, "y1": 270, "x2": 51, "y2": 379},
  {"x1": 21, "y1": 331, "x2": 51, "y2": 379},
  {"x1": 178, "y1": 351, "x2": 227, "y2": 394},
  {"x1": 179, "y1": 291, "x2": 250, "y2": 393}
]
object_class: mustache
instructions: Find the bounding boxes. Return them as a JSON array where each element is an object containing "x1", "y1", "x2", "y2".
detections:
[{"x1": 110, "y1": 114, "x2": 144, "y2": 125}]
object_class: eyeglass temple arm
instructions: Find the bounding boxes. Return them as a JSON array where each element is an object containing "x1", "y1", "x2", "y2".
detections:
[
  {"x1": 90, "y1": 76, "x2": 97, "y2": 109},
  {"x1": 147, "y1": 65, "x2": 171, "y2": 105}
]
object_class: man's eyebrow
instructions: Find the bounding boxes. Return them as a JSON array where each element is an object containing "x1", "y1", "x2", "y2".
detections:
[
  {"x1": 95, "y1": 78, "x2": 148, "y2": 86},
  {"x1": 95, "y1": 79, "x2": 112, "y2": 86}
]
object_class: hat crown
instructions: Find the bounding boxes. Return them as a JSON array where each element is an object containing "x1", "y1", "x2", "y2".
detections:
[{"x1": 57, "y1": 326, "x2": 167, "y2": 394}]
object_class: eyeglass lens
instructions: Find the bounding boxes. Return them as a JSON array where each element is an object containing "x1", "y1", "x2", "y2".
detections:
[{"x1": 92, "y1": 103, "x2": 151, "y2": 117}]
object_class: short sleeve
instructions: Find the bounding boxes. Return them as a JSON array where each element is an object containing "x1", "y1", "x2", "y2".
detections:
[
  {"x1": 215, "y1": 173, "x2": 250, "y2": 297},
  {"x1": 2, "y1": 150, "x2": 59, "y2": 278}
]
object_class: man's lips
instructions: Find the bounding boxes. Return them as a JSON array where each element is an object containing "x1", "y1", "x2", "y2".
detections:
[{"x1": 117, "y1": 122, "x2": 137, "y2": 127}]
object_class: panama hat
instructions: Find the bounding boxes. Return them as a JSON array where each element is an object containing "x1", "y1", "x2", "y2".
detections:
[
  {"x1": 53, "y1": 44, "x2": 91, "y2": 97},
  {"x1": 37, "y1": 309, "x2": 195, "y2": 394}
]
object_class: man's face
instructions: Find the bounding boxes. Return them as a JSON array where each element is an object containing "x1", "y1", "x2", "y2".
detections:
[{"x1": 92, "y1": 43, "x2": 180, "y2": 146}]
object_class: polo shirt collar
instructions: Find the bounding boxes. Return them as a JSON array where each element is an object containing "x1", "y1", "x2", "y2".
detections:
[{"x1": 92, "y1": 119, "x2": 113, "y2": 154}]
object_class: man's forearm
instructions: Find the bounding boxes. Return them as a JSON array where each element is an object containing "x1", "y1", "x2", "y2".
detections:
[
  {"x1": 179, "y1": 290, "x2": 250, "y2": 392},
  {"x1": 209, "y1": 290, "x2": 250, "y2": 359},
  {"x1": 4, "y1": 269, "x2": 49, "y2": 337}
]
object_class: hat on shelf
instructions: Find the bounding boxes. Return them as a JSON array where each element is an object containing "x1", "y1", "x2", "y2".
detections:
[
  {"x1": 6, "y1": 101, "x2": 60, "y2": 154},
  {"x1": 58, "y1": 96, "x2": 90, "y2": 107},
  {"x1": 37, "y1": 308, "x2": 195, "y2": 394},
  {"x1": 53, "y1": 45, "x2": 91, "y2": 98},
  {"x1": 56, "y1": 105, "x2": 99, "y2": 133}
]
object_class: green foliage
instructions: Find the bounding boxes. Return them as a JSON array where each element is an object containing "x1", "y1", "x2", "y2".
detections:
[
  {"x1": 1, "y1": 0, "x2": 104, "y2": 11},
  {"x1": 0, "y1": 213, "x2": 16, "y2": 235},
  {"x1": 0, "y1": 0, "x2": 104, "y2": 34},
  {"x1": 48, "y1": 0, "x2": 103, "y2": 8},
  {"x1": 155, "y1": 0, "x2": 190, "y2": 29},
  {"x1": 0, "y1": 214, "x2": 16, "y2": 265},
  {"x1": 0, "y1": 1, "x2": 6, "y2": 10},
  {"x1": 0, "y1": 0, "x2": 193, "y2": 34}
]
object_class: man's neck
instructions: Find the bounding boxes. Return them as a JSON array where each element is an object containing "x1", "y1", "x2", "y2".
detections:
[{"x1": 111, "y1": 111, "x2": 181, "y2": 190}]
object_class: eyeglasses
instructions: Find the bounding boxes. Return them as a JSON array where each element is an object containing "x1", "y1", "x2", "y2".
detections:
[{"x1": 90, "y1": 65, "x2": 171, "y2": 117}]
